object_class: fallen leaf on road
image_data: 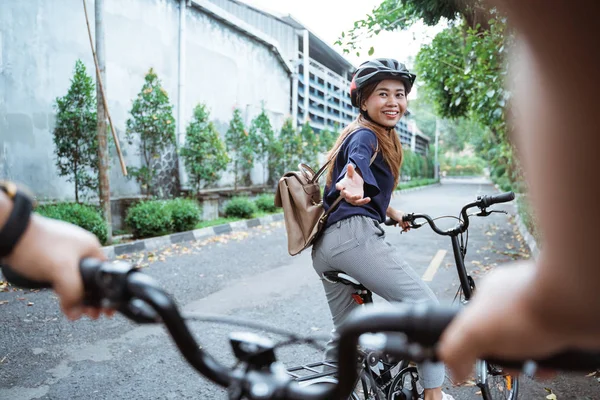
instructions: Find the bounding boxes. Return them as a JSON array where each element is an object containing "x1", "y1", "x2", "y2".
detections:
[
  {"x1": 27, "y1": 302, "x2": 34, "y2": 306},
  {"x1": 16, "y1": 297, "x2": 26, "y2": 301},
  {"x1": 0, "y1": 300, "x2": 8, "y2": 305},
  {"x1": 546, "y1": 395, "x2": 557, "y2": 400}
]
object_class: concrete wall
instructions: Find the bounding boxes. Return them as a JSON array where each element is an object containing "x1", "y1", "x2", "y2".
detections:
[{"x1": 0, "y1": 0, "x2": 291, "y2": 200}]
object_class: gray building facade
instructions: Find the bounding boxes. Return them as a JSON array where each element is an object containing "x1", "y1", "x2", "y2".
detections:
[
  {"x1": 0, "y1": 0, "x2": 428, "y2": 202},
  {"x1": 0, "y1": 0, "x2": 291, "y2": 200}
]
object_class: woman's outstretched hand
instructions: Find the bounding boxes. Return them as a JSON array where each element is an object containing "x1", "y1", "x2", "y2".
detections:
[{"x1": 336, "y1": 164, "x2": 371, "y2": 206}]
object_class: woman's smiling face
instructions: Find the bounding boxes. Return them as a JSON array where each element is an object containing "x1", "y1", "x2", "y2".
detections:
[{"x1": 361, "y1": 79, "x2": 407, "y2": 128}]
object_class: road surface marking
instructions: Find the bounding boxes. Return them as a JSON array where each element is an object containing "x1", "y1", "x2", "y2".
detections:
[{"x1": 422, "y1": 250, "x2": 447, "y2": 281}]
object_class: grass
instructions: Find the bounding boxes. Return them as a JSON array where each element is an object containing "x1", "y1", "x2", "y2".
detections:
[
  {"x1": 397, "y1": 178, "x2": 440, "y2": 191},
  {"x1": 195, "y1": 217, "x2": 238, "y2": 229},
  {"x1": 193, "y1": 209, "x2": 280, "y2": 229}
]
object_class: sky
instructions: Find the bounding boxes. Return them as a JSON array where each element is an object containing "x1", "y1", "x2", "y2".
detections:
[{"x1": 238, "y1": 0, "x2": 447, "y2": 69}]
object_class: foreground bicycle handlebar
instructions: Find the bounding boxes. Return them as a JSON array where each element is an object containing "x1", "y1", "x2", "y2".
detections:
[{"x1": 3, "y1": 188, "x2": 600, "y2": 399}]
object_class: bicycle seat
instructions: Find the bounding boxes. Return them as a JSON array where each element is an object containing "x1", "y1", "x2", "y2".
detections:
[{"x1": 322, "y1": 271, "x2": 368, "y2": 291}]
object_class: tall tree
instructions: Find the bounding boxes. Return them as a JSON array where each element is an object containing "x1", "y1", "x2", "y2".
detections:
[
  {"x1": 52, "y1": 60, "x2": 98, "y2": 203},
  {"x1": 279, "y1": 118, "x2": 302, "y2": 173},
  {"x1": 125, "y1": 68, "x2": 176, "y2": 196},
  {"x1": 225, "y1": 108, "x2": 253, "y2": 191},
  {"x1": 248, "y1": 107, "x2": 275, "y2": 184},
  {"x1": 299, "y1": 121, "x2": 320, "y2": 168},
  {"x1": 180, "y1": 104, "x2": 229, "y2": 194}
]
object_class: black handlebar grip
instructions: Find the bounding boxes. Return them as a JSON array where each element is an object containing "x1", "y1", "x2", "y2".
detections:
[
  {"x1": 0, "y1": 258, "x2": 104, "y2": 294},
  {"x1": 1, "y1": 264, "x2": 53, "y2": 289},
  {"x1": 481, "y1": 191, "x2": 515, "y2": 208},
  {"x1": 385, "y1": 214, "x2": 413, "y2": 226}
]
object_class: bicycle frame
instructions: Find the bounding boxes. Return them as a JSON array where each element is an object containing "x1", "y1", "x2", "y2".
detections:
[{"x1": 450, "y1": 234, "x2": 474, "y2": 301}]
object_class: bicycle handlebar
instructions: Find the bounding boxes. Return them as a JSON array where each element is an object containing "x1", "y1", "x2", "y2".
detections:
[
  {"x1": 385, "y1": 191, "x2": 516, "y2": 235},
  {"x1": 2, "y1": 258, "x2": 600, "y2": 399}
]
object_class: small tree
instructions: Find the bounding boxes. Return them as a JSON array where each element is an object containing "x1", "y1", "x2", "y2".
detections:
[
  {"x1": 319, "y1": 128, "x2": 336, "y2": 153},
  {"x1": 279, "y1": 118, "x2": 302, "y2": 172},
  {"x1": 300, "y1": 121, "x2": 320, "y2": 167},
  {"x1": 180, "y1": 104, "x2": 229, "y2": 194},
  {"x1": 125, "y1": 68, "x2": 176, "y2": 196},
  {"x1": 52, "y1": 59, "x2": 98, "y2": 203},
  {"x1": 225, "y1": 108, "x2": 253, "y2": 190},
  {"x1": 248, "y1": 107, "x2": 275, "y2": 184}
]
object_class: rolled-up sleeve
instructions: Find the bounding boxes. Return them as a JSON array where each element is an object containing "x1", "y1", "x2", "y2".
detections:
[{"x1": 334, "y1": 130, "x2": 380, "y2": 198}]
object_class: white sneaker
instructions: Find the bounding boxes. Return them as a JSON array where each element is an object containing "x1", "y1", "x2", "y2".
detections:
[{"x1": 442, "y1": 392, "x2": 456, "y2": 400}]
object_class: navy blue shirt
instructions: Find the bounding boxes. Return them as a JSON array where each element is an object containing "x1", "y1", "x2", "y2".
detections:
[{"x1": 323, "y1": 128, "x2": 394, "y2": 228}]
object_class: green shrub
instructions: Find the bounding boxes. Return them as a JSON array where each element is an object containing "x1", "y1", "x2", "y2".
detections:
[
  {"x1": 254, "y1": 194, "x2": 277, "y2": 213},
  {"x1": 224, "y1": 197, "x2": 257, "y2": 219},
  {"x1": 165, "y1": 198, "x2": 201, "y2": 232},
  {"x1": 125, "y1": 200, "x2": 173, "y2": 238},
  {"x1": 495, "y1": 175, "x2": 513, "y2": 192},
  {"x1": 37, "y1": 203, "x2": 107, "y2": 244}
]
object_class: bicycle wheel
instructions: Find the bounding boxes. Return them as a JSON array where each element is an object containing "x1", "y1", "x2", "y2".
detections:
[
  {"x1": 386, "y1": 366, "x2": 424, "y2": 400},
  {"x1": 477, "y1": 360, "x2": 519, "y2": 400}
]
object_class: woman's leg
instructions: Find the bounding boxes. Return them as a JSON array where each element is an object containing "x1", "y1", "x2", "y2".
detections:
[
  {"x1": 321, "y1": 216, "x2": 447, "y2": 396},
  {"x1": 312, "y1": 225, "x2": 362, "y2": 362}
]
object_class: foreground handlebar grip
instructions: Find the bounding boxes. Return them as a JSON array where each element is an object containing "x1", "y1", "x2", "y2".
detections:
[
  {"x1": 1, "y1": 264, "x2": 53, "y2": 289},
  {"x1": 1, "y1": 258, "x2": 104, "y2": 296},
  {"x1": 480, "y1": 191, "x2": 515, "y2": 208}
]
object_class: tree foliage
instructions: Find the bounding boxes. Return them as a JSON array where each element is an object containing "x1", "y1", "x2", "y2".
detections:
[
  {"x1": 279, "y1": 118, "x2": 303, "y2": 173},
  {"x1": 180, "y1": 104, "x2": 229, "y2": 194},
  {"x1": 336, "y1": 0, "x2": 489, "y2": 56},
  {"x1": 416, "y1": 16, "x2": 516, "y2": 182},
  {"x1": 319, "y1": 128, "x2": 336, "y2": 153},
  {"x1": 125, "y1": 68, "x2": 176, "y2": 196},
  {"x1": 52, "y1": 60, "x2": 98, "y2": 203},
  {"x1": 225, "y1": 108, "x2": 253, "y2": 190},
  {"x1": 342, "y1": 1, "x2": 520, "y2": 189},
  {"x1": 299, "y1": 121, "x2": 320, "y2": 167},
  {"x1": 248, "y1": 107, "x2": 276, "y2": 184}
]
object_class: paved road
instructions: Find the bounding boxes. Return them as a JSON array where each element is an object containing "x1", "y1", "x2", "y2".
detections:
[{"x1": 1, "y1": 179, "x2": 598, "y2": 399}]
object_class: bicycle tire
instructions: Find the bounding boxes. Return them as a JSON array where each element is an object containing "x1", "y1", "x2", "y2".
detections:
[{"x1": 477, "y1": 360, "x2": 519, "y2": 400}]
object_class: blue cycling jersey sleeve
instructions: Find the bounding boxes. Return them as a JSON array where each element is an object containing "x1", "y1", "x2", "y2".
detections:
[{"x1": 334, "y1": 128, "x2": 380, "y2": 198}]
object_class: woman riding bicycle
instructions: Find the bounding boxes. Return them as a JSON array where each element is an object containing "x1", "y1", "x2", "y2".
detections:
[{"x1": 312, "y1": 58, "x2": 454, "y2": 400}]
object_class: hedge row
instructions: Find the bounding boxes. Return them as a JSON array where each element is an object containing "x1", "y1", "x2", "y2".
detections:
[{"x1": 37, "y1": 194, "x2": 279, "y2": 241}]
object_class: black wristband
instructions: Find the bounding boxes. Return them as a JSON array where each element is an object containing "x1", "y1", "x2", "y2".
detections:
[{"x1": 0, "y1": 183, "x2": 33, "y2": 258}]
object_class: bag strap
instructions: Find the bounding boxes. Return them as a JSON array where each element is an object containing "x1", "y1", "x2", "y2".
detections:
[
  {"x1": 311, "y1": 128, "x2": 374, "y2": 183},
  {"x1": 321, "y1": 140, "x2": 379, "y2": 220}
]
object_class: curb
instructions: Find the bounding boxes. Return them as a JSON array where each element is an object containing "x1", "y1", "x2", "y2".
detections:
[
  {"x1": 102, "y1": 213, "x2": 284, "y2": 259},
  {"x1": 493, "y1": 186, "x2": 540, "y2": 260},
  {"x1": 514, "y1": 212, "x2": 539, "y2": 260},
  {"x1": 102, "y1": 182, "x2": 442, "y2": 259}
]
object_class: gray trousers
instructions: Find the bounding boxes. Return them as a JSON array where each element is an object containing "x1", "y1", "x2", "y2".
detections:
[{"x1": 311, "y1": 215, "x2": 446, "y2": 389}]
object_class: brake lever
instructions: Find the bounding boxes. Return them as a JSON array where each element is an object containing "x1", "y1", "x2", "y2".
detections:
[
  {"x1": 401, "y1": 223, "x2": 423, "y2": 232},
  {"x1": 475, "y1": 209, "x2": 508, "y2": 217}
]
